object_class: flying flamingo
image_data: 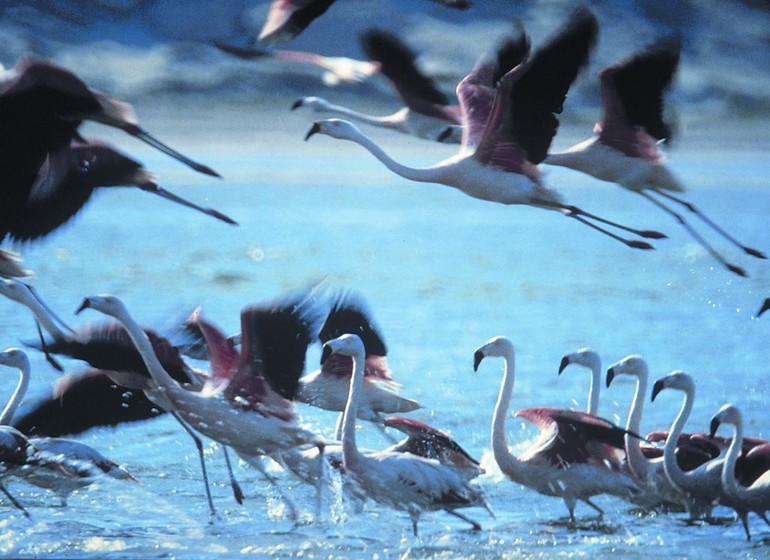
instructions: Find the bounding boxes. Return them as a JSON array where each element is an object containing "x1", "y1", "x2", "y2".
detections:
[
  {"x1": 0, "y1": 56, "x2": 220, "y2": 178},
  {"x1": 294, "y1": 28, "x2": 462, "y2": 142},
  {"x1": 0, "y1": 279, "x2": 241, "y2": 518},
  {"x1": 558, "y1": 348, "x2": 602, "y2": 416},
  {"x1": 711, "y1": 404, "x2": 770, "y2": 540},
  {"x1": 305, "y1": 9, "x2": 666, "y2": 250},
  {"x1": 2, "y1": 139, "x2": 234, "y2": 245},
  {"x1": 473, "y1": 336, "x2": 644, "y2": 521},
  {"x1": 212, "y1": 41, "x2": 380, "y2": 86},
  {"x1": 545, "y1": 38, "x2": 765, "y2": 276},
  {"x1": 296, "y1": 291, "x2": 421, "y2": 441},
  {"x1": 323, "y1": 333, "x2": 492, "y2": 535},
  {"x1": 77, "y1": 294, "x2": 325, "y2": 521}
]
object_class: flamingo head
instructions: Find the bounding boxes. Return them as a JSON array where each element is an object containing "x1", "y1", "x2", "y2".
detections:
[
  {"x1": 76, "y1": 294, "x2": 127, "y2": 318},
  {"x1": 0, "y1": 279, "x2": 36, "y2": 304},
  {"x1": 473, "y1": 336, "x2": 514, "y2": 371},
  {"x1": 0, "y1": 348, "x2": 30, "y2": 371},
  {"x1": 559, "y1": 347, "x2": 600, "y2": 375},
  {"x1": 651, "y1": 370, "x2": 694, "y2": 402},
  {"x1": 291, "y1": 96, "x2": 333, "y2": 112},
  {"x1": 321, "y1": 333, "x2": 366, "y2": 364},
  {"x1": 709, "y1": 403, "x2": 742, "y2": 439},
  {"x1": 606, "y1": 354, "x2": 647, "y2": 388},
  {"x1": 304, "y1": 119, "x2": 363, "y2": 142}
]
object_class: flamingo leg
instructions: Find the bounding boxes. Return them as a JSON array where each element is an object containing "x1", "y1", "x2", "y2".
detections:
[
  {"x1": 171, "y1": 412, "x2": 218, "y2": 521},
  {"x1": 637, "y1": 191, "x2": 748, "y2": 277},
  {"x1": 0, "y1": 482, "x2": 30, "y2": 518},
  {"x1": 583, "y1": 498, "x2": 605, "y2": 517},
  {"x1": 34, "y1": 320, "x2": 64, "y2": 372},
  {"x1": 654, "y1": 190, "x2": 766, "y2": 259},
  {"x1": 532, "y1": 198, "x2": 660, "y2": 250},
  {"x1": 737, "y1": 510, "x2": 752, "y2": 541},
  {"x1": 443, "y1": 508, "x2": 481, "y2": 531},
  {"x1": 222, "y1": 447, "x2": 244, "y2": 505},
  {"x1": 24, "y1": 284, "x2": 77, "y2": 336}
]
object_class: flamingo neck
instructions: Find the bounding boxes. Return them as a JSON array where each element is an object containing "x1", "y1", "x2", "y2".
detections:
[
  {"x1": 491, "y1": 347, "x2": 523, "y2": 477},
  {"x1": 721, "y1": 418, "x2": 746, "y2": 499},
  {"x1": 19, "y1": 293, "x2": 71, "y2": 342},
  {"x1": 662, "y1": 387, "x2": 695, "y2": 489},
  {"x1": 0, "y1": 361, "x2": 29, "y2": 425},
  {"x1": 341, "y1": 348, "x2": 365, "y2": 468},
  {"x1": 323, "y1": 102, "x2": 404, "y2": 126},
  {"x1": 624, "y1": 372, "x2": 649, "y2": 478},
  {"x1": 587, "y1": 364, "x2": 600, "y2": 416},
  {"x1": 347, "y1": 130, "x2": 446, "y2": 184},
  {"x1": 107, "y1": 307, "x2": 180, "y2": 395}
]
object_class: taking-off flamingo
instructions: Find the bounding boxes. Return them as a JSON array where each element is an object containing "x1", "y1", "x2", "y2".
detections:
[{"x1": 305, "y1": 7, "x2": 666, "y2": 250}]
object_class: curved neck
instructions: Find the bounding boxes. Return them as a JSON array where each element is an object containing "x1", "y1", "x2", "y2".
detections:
[
  {"x1": 348, "y1": 131, "x2": 445, "y2": 184},
  {"x1": 662, "y1": 388, "x2": 694, "y2": 489},
  {"x1": 341, "y1": 348, "x2": 365, "y2": 467},
  {"x1": 721, "y1": 419, "x2": 745, "y2": 499},
  {"x1": 0, "y1": 362, "x2": 29, "y2": 425},
  {"x1": 18, "y1": 292, "x2": 71, "y2": 342},
  {"x1": 107, "y1": 306, "x2": 180, "y2": 395},
  {"x1": 624, "y1": 372, "x2": 649, "y2": 478},
  {"x1": 321, "y1": 102, "x2": 403, "y2": 126},
  {"x1": 491, "y1": 347, "x2": 526, "y2": 478}
]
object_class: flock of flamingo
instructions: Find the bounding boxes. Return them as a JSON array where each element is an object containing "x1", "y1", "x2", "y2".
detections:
[{"x1": 0, "y1": 0, "x2": 769, "y2": 544}]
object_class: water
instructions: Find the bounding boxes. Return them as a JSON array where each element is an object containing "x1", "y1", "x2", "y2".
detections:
[{"x1": 1, "y1": 103, "x2": 769, "y2": 559}]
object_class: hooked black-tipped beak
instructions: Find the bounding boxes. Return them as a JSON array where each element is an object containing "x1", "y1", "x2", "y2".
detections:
[
  {"x1": 473, "y1": 350, "x2": 485, "y2": 372},
  {"x1": 758, "y1": 298, "x2": 770, "y2": 318},
  {"x1": 321, "y1": 343, "x2": 332, "y2": 365},
  {"x1": 709, "y1": 417, "x2": 720, "y2": 439},
  {"x1": 558, "y1": 356, "x2": 570, "y2": 375},
  {"x1": 436, "y1": 126, "x2": 454, "y2": 143},
  {"x1": 291, "y1": 99, "x2": 303, "y2": 111},
  {"x1": 75, "y1": 298, "x2": 92, "y2": 315},
  {"x1": 606, "y1": 368, "x2": 616, "y2": 388},
  {"x1": 305, "y1": 122, "x2": 321, "y2": 141},
  {"x1": 651, "y1": 379, "x2": 665, "y2": 402}
]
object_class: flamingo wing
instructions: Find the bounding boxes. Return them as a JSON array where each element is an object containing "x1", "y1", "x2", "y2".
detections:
[
  {"x1": 385, "y1": 416, "x2": 481, "y2": 467},
  {"x1": 475, "y1": 7, "x2": 597, "y2": 168},
  {"x1": 456, "y1": 20, "x2": 530, "y2": 151},
  {"x1": 26, "y1": 321, "x2": 194, "y2": 384},
  {"x1": 11, "y1": 369, "x2": 163, "y2": 437},
  {"x1": 193, "y1": 309, "x2": 239, "y2": 388},
  {"x1": 259, "y1": 0, "x2": 337, "y2": 43},
  {"x1": 361, "y1": 28, "x2": 454, "y2": 118},
  {"x1": 738, "y1": 443, "x2": 770, "y2": 487}
]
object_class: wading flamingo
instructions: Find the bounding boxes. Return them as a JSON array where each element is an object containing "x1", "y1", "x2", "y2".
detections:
[
  {"x1": 305, "y1": 8, "x2": 666, "y2": 250},
  {"x1": 711, "y1": 404, "x2": 770, "y2": 539},
  {"x1": 545, "y1": 38, "x2": 765, "y2": 276},
  {"x1": 323, "y1": 333, "x2": 492, "y2": 536},
  {"x1": 474, "y1": 336, "x2": 643, "y2": 521}
]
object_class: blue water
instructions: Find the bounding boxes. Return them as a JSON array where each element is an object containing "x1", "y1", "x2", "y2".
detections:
[{"x1": 1, "y1": 103, "x2": 769, "y2": 559}]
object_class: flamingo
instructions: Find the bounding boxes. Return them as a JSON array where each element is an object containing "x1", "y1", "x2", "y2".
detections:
[
  {"x1": 605, "y1": 355, "x2": 721, "y2": 510},
  {"x1": 212, "y1": 41, "x2": 380, "y2": 86},
  {"x1": 0, "y1": 348, "x2": 138, "y2": 504},
  {"x1": 0, "y1": 279, "x2": 243, "y2": 518},
  {"x1": 473, "y1": 336, "x2": 644, "y2": 521},
  {"x1": 294, "y1": 28, "x2": 462, "y2": 142},
  {"x1": 323, "y1": 333, "x2": 492, "y2": 536},
  {"x1": 295, "y1": 291, "x2": 421, "y2": 441},
  {"x1": 0, "y1": 56, "x2": 220, "y2": 178},
  {"x1": 2, "y1": 139, "x2": 234, "y2": 244},
  {"x1": 711, "y1": 404, "x2": 770, "y2": 540},
  {"x1": 77, "y1": 294, "x2": 324, "y2": 520},
  {"x1": 0, "y1": 249, "x2": 29, "y2": 279},
  {"x1": 545, "y1": 38, "x2": 765, "y2": 277},
  {"x1": 558, "y1": 348, "x2": 602, "y2": 415},
  {"x1": 305, "y1": 9, "x2": 666, "y2": 250}
]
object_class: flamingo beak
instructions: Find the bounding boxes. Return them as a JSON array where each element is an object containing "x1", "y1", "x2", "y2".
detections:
[
  {"x1": 709, "y1": 417, "x2": 720, "y2": 439},
  {"x1": 291, "y1": 99, "x2": 303, "y2": 110},
  {"x1": 651, "y1": 379, "x2": 665, "y2": 402},
  {"x1": 473, "y1": 350, "x2": 485, "y2": 372},
  {"x1": 606, "y1": 368, "x2": 616, "y2": 387},
  {"x1": 75, "y1": 298, "x2": 92, "y2": 315},
  {"x1": 558, "y1": 356, "x2": 570, "y2": 374},
  {"x1": 304, "y1": 122, "x2": 321, "y2": 141},
  {"x1": 320, "y1": 343, "x2": 333, "y2": 364}
]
